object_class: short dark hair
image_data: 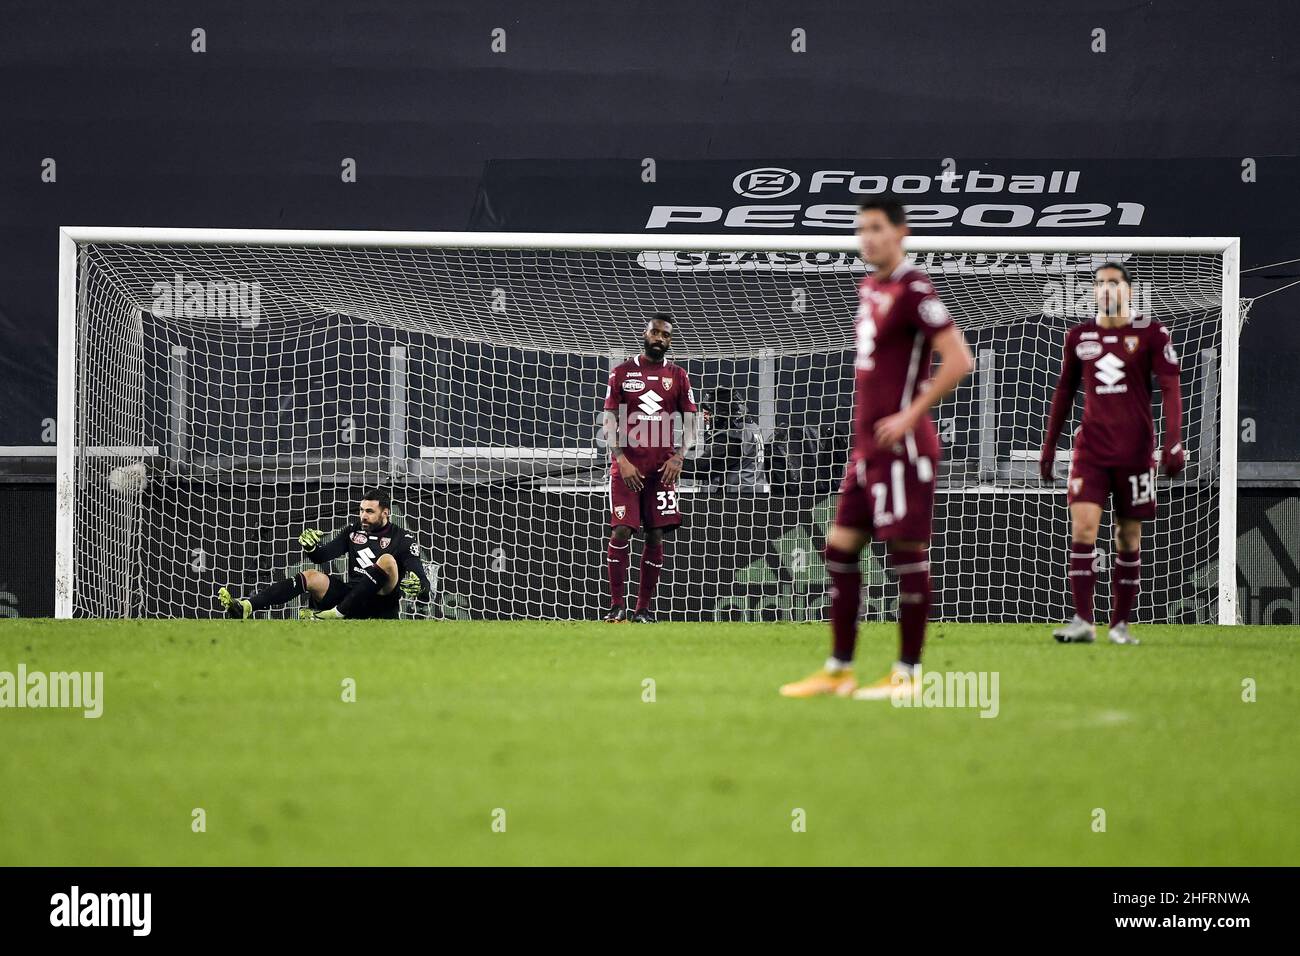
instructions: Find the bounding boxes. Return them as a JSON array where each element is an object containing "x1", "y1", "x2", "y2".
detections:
[
  {"x1": 647, "y1": 312, "x2": 674, "y2": 330},
  {"x1": 1094, "y1": 262, "x2": 1132, "y2": 285},
  {"x1": 360, "y1": 488, "x2": 390, "y2": 510},
  {"x1": 858, "y1": 197, "x2": 908, "y2": 226}
]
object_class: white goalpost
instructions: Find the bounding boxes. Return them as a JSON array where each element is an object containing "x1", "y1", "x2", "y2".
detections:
[{"x1": 55, "y1": 227, "x2": 1244, "y2": 624}]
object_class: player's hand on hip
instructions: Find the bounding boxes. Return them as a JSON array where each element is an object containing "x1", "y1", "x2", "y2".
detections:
[
  {"x1": 298, "y1": 528, "x2": 324, "y2": 550},
  {"x1": 1039, "y1": 446, "x2": 1057, "y2": 482},
  {"x1": 399, "y1": 571, "x2": 422, "y2": 599},
  {"x1": 873, "y1": 411, "x2": 913, "y2": 449},
  {"x1": 617, "y1": 455, "x2": 644, "y2": 491},
  {"x1": 659, "y1": 452, "x2": 684, "y2": 486},
  {"x1": 1162, "y1": 442, "x2": 1185, "y2": 478}
]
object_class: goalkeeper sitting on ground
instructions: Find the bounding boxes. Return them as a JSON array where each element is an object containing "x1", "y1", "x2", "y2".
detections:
[{"x1": 218, "y1": 488, "x2": 431, "y2": 620}]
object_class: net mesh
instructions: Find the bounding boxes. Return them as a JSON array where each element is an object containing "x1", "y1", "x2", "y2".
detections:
[{"x1": 67, "y1": 240, "x2": 1240, "y2": 622}]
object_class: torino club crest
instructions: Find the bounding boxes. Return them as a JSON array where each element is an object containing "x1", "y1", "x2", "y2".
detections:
[{"x1": 614, "y1": 506, "x2": 627, "y2": 520}]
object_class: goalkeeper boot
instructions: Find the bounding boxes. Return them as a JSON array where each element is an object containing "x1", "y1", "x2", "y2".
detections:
[
  {"x1": 631, "y1": 609, "x2": 655, "y2": 624},
  {"x1": 218, "y1": 587, "x2": 253, "y2": 620},
  {"x1": 604, "y1": 605, "x2": 628, "y2": 623},
  {"x1": 779, "y1": 660, "x2": 856, "y2": 698},
  {"x1": 1053, "y1": 615, "x2": 1097, "y2": 643},
  {"x1": 1108, "y1": 621, "x2": 1140, "y2": 645},
  {"x1": 298, "y1": 608, "x2": 320, "y2": 621},
  {"x1": 852, "y1": 662, "x2": 917, "y2": 701}
]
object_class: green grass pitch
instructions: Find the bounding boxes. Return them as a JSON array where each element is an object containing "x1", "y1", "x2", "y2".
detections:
[{"x1": 0, "y1": 619, "x2": 1295, "y2": 866}]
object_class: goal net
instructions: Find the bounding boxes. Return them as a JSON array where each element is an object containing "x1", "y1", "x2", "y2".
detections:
[{"x1": 56, "y1": 230, "x2": 1244, "y2": 624}]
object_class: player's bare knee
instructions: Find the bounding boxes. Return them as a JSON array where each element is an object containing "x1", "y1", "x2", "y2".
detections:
[
  {"x1": 1069, "y1": 508, "x2": 1101, "y2": 544},
  {"x1": 375, "y1": 554, "x2": 399, "y2": 594},
  {"x1": 611, "y1": 526, "x2": 633, "y2": 543},
  {"x1": 1116, "y1": 521, "x2": 1142, "y2": 552},
  {"x1": 302, "y1": 570, "x2": 329, "y2": 597},
  {"x1": 645, "y1": 528, "x2": 663, "y2": 547},
  {"x1": 826, "y1": 523, "x2": 866, "y2": 555}
]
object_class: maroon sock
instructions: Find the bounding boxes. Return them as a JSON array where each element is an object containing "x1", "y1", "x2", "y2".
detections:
[
  {"x1": 824, "y1": 545, "x2": 862, "y2": 664},
  {"x1": 1069, "y1": 541, "x2": 1097, "y2": 623},
  {"x1": 635, "y1": 541, "x2": 664, "y2": 612},
  {"x1": 892, "y1": 548, "x2": 931, "y2": 667},
  {"x1": 607, "y1": 536, "x2": 631, "y2": 607},
  {"x1": 1110, "y1": 548, "x2": 1140, "y2": 627}
]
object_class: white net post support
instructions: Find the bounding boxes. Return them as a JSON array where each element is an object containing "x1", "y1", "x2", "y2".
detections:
[
  {"x1": 54, "y1": 229, "x2": 78, "y2": 619},
  {"x1": 1217, "y1": 238, "x2": 1241, "y2": 625},
  {"x1": 55, "y1": 228, "x2": 1243, "y2": 623}
]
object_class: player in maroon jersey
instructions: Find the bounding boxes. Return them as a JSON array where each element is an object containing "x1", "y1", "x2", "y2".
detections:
[
  {"x1": 781, "y1": 198, "x2": 973, "y2": 700},
  {"x1": 1040, "y1": 262, "x2": 1185, "y2": 645},
  {"x1": 600, "y1": 314, "x2": 699, "y2": 623}
]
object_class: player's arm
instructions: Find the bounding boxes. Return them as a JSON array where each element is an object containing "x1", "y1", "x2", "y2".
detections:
[
  {"x1": 602, "y1": 367, "x2": 645, "y2": 491},
  {"x1": 299, "y1": 525, "x2": 350, "y2": 562},
  {"x1": 1153, "y1": 325, "x2": 1185, "y2": 477},
  {"x1": 1040, "y1": 329, "x2": 1082, "y2": 480},
  {"x1": 660, "y1": 369, "x2": 699, "y2": 485},
  {"x1": 397, "y1": 534, "x2": 432, "y2": 601}
]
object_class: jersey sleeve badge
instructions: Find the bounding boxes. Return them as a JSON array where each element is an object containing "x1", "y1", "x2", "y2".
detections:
[{"x1": 918, "y1": 297, "x2": 950, "y2": 328}]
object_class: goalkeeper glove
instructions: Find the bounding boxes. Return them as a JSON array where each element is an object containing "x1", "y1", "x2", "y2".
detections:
[
  {"x1": 1038, "y1": 446, "x2": 1057, "y2": 482},
  {"x1": 299, "y1": 528, "x2": 324, "y2": 551},
  {"x1": 400, "y1": 571, "x2": 423, "y2": 599},
  {"x1": 1162, "y1": 442, "x2": 1186, "y2": 478}
]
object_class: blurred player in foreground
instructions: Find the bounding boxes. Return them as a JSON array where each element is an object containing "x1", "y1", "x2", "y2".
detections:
[
  {"x1": 781, "y1": 197, "x2": 973, "y2": 700},
  {"x1": 1040, "y1": 263, "x2": 1184, "y2": 645},
  {"x1": 218, "y1": 488, "x2": 430, "y2": 620}
]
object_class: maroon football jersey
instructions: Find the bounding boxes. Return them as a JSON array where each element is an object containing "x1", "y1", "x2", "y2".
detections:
[
  {"x1": 852, "y1": 262, "x2": 956, "y2": 462},
  {"x1": 603, "y1": 355, "x2": 698, "y2": 471},
  {"x1": 1053, "y1": 318, "x2": 1182, "y2": 467}
]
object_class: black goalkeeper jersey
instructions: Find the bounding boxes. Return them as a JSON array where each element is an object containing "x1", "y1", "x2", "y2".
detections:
[{"x1": 305, "y1": 522, "x2": 431, "y2": 602}]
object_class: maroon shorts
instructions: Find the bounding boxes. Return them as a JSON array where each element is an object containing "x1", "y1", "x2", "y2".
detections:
[
  {"x1": 1067, "y1": 457, "x2": 1157, "y2": 520},
  {"x1": 833, "y1": 453, "x2": 936, "y2": 542},
  {"x1": 610, "y1": 463, "x2": 683, "y2": 531}
]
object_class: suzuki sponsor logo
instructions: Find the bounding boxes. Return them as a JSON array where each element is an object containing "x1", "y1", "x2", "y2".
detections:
[
  {"x1": 647, "y1": 164, "x2": 1146, "y2": 231},
  {"x1": 1095, "y1": 352, "x2": 1127, "y2": 391},
  {"x1": 638, "y1": 392, "x2": 664, "y2": 417}
]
